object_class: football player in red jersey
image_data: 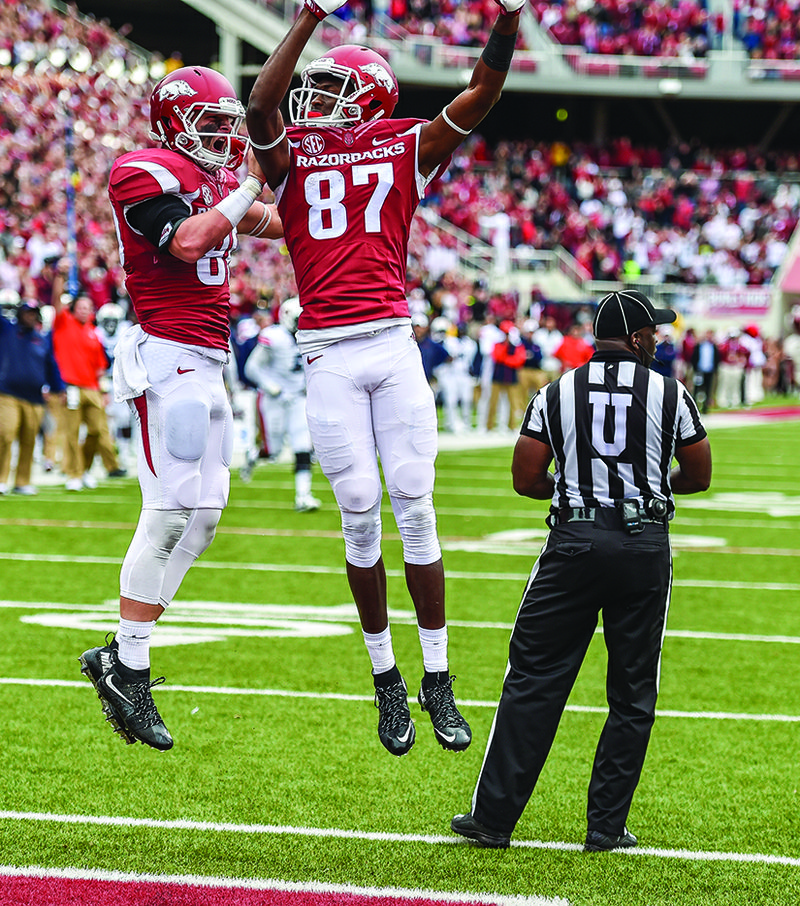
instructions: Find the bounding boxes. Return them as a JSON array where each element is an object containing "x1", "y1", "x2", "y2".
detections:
[
  {"x1": 79, "y1": 66, "x2": 283, "y2": 751},
  {"x1": 246, "y1": 0, "x2": 523, "y2": 756}
]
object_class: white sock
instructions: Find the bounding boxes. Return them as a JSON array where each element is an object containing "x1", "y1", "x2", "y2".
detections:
[
  {"x1": 295, "y1": 469, "x2": 311, "y2": 498},
  {"x1": 116, "y1": 618, "x2": 156, "y2": 671},
  {"x1": 418, "y1": 625, "x2": 448, "y2": 673},
  {"x1": 363, "y1": 627, "x2": 395, "y2": 674}
]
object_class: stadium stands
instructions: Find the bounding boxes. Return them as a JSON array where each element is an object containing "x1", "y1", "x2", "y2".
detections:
[{"x1": 2, "y1": 0, "x2": 800, "y2": 352}]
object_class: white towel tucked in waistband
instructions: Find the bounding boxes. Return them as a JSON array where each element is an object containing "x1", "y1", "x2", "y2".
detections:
[{"x1": 113, "y1": 324, "x2": 151, "y2": 401}]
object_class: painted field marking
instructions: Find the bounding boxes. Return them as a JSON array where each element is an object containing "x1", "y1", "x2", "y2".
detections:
[
  {"x1": 0, "y1": 553, "x2": 799, "y2": 588},
  {"x1": 0, "y1": 866, "x2": 566, "y2": 906},
  {"x1": 4, "y1": 514, "x2": 800, "y2": 532},
  {"x1": 0, "y1": 813, "x2": 798, "y2": 868},
  {"x1": 0, "y1": 677, "x2": 798, "y2": 723},
  {"x1": 4, "y1": 599, "x2": 800, "y2": 648}
]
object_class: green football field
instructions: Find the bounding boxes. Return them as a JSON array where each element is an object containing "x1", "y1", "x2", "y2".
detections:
[{"x1": 0, "y1": 411, "x2": 798, "y2": 905}]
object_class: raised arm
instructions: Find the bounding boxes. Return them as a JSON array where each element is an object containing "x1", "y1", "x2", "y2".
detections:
[
  {"x1": 418, "y1": 1, "x2": 523, "y2": 177},
  {"x1": 246, "y1": 0, "x2": 348, "y2": 189}
]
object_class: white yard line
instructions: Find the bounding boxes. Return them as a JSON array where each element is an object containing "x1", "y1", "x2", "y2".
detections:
[
  {"x1": 0, "y1": 552, "x2": 799, "y2": 585},
  {"x1": 0, "y1": 678, "x2": 798, "y2": 722},
  {"x1": 0, "y1": 814, "x2": 798, "y2": 868}
]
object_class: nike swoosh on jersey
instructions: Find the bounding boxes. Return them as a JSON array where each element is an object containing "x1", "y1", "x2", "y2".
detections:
[
  {"x1": 177, "y1": 367, "x2": 195, "y2": 374},
  {"x1": 306, "y1": 354, "x2": 323, "y2": 364},
  {"x1": 372, "y1": 136, "x2": 396, "y2": 146},
  {"x1": 103, "y1": 673, "x2": 134, "y2": 706}
]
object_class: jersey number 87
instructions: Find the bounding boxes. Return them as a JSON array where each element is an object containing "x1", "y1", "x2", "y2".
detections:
[{"x1": 304, "y1": 163, "x2": 393, "y2": 240}]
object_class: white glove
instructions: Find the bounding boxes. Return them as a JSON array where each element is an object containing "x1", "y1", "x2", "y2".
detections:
[
  {"x1": 304, "y1": 0, "x2": 350, "y2": 20},
  {"x1": 493, "y1": 0, "x2": 525, "y2": 12},
  {"x1": 263, "y1": 380, "x2": 282, "y2": 398}
]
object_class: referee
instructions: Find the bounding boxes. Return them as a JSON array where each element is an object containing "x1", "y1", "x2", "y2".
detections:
[{"x1": 451, "y1": 290, "x2": 712, "y2": 852}]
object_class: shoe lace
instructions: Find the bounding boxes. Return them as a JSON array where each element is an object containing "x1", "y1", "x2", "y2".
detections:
[
  {"x1": 374, "y1": 681, "x2": 410, "y2": 734},
  {"x1": 422, "y1": 675, "x2": 467, "y2": 730},
  {"x1": 128, "y1": 675, "x2": 167, "y2": 728}
]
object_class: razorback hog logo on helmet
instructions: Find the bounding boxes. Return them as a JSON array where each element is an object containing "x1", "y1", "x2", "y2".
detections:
[
  {"x1": 360, "y1": 62, "x2": 394, "y2": 91},
  {"x1": 158, "y1": 80, "x2": 198, "y2": 101}
]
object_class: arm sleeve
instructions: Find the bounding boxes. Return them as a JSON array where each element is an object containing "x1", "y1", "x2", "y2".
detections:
[{"x1": 126, "y1": 194, "x2": 192, "y2": 250}]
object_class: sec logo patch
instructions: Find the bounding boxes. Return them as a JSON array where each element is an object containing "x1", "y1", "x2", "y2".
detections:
[{"x1": 301, "y1": 133, "x2": 325, "y2": 155}]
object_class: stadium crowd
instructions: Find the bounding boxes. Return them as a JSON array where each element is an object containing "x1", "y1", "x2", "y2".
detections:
[
  {"x1": 262, "y1": 0, "x2": 799, "y2": 61},
  {"x1": 1, "y1": 0, "x2": 800, "y2": 494},
  {"x1": 532, "y1": 0, "x2": 715, "y2": 59}
]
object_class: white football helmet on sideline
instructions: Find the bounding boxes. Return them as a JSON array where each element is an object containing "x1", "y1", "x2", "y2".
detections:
[
  {"x1": 97, "y1": 303, "x2": 125, "y2": 335},
  {"x1": 430, "y1": 316, "x2": 451, "y2": 341},
  {"x1": 0, "y1": 288, "x2": 21, "y2": 319},
  {"x1": 278, "y1": 297, "x2": 302, "y2": 334}
]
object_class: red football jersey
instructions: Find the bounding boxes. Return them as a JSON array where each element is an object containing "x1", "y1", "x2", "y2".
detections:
[
  {"x1": 276, "y1": 118, "x2": 448, "y2": 331},
  {"x1": 108, "y1": 148, "x2": 240, "y2": 351}
]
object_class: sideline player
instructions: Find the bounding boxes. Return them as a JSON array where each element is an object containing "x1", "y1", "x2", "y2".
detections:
[
  {"x1": 78, "y1": 66, "x2": 282, "y2": 750},
  {"x1": 243, "y1": 296, "x2": 322, "y2": 512},
  {"x1": 246, "y1": 0, "x2": 523, "y2": 755}
]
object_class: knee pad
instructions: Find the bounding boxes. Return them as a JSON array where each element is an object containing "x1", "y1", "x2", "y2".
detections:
[
  {"x1": 341, "y1": 500, "x2": 382, "y2": 568},
  {"x1": 390, "y1": 494, "x2": 441, "y2": 565},
  {"x1": 158, "y1": 508, "x2": 222, "y2": 608},
  {"x1": 120, "y1": 509, "x2": 191, "y2": 605},
  {"x1": 175, "y1": 508, "x2": 222, "y2": 560}
]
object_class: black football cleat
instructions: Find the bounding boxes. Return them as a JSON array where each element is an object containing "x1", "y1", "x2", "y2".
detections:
[
  {"x1": 451, "y1": 813, "x2": 510, "y2": 849},
  {"x1": 374, "y1": 674, "x2": 415, "y2": 756},
  {"x1": 418, "y1": 673, "x2": 471, "y2": 751},
  {"x1": 79, "y1": 633, "x2": 118, "y2": 686},
  {"x1": 81, "y1": 644, "x2": 173, "y2": 751},
  {"x1": 584, "y1": 827, "x2": 638, "y2": 852}
]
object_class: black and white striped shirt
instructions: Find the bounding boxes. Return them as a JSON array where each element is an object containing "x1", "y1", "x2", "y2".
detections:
[{"x1": 521, "y1": 349, "x2": 707, "y2": 512}]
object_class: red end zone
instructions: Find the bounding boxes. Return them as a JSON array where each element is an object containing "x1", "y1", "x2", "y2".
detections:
[{"x1": 0, "y1": 872, "x2": 564, "y2": 906}]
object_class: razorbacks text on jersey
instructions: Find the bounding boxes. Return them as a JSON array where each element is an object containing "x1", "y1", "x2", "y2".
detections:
[
  {"x1": 108, "y1": 148, "x2": 240, "y2": 351},
  {"x1": 276, "y1": 118, "x2": 449, "y2": 331}
]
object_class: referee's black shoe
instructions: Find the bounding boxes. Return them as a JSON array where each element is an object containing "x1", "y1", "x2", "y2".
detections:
[
  {"x1": 584, "y1": 827, "x2": 638, "y2": 852},
  {"x1": 451, "y1": 813, "x2": 510, "y2": 849}
]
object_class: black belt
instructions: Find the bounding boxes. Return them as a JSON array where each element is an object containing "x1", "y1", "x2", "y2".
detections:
[{"x1": 548, "y1": 505, "x2": 669, "y2": 531}]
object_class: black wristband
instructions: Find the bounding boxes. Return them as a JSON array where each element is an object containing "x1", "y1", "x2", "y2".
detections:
[{"x1": 481, "y1": 29, "x2": 517, "y2": 72}]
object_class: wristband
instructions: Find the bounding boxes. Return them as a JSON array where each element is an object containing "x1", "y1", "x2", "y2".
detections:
[
  {"x1": 441, "y1": 105, "x2": 471, "y2": 136},
  {"x1": 251, "y1": 127, "x2": 287, "y2": 152},
  {"x1": 481, "y1": 29, "x2": 517, "y2": 72},
  {"x1": 214, "y1": 174, "x2": 263, "y2": 229},
  {"x1": 250, "y1": 204, "x2": 273, "y2": 238}
]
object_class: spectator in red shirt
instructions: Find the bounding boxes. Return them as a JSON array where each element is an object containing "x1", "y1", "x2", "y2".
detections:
[
  {"x1": 555, "y1": 321, "x2": 595, "y2": 373},
  {"x1": 488, "y1": 320, "x2": 527, "y2": 432},
  {"x1": 51, "y1": 263, "x2": 125, "y2": 490}
]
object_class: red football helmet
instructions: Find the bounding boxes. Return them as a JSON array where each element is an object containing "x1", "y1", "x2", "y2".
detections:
[
  {"x1": 149, "y1": 66, "x2": 247, "y2": 172},
  {"x1": 289, "y1": 45, "x2": 399, "y2": 128}
]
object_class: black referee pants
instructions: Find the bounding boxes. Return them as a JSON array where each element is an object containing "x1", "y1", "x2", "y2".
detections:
[{"x1": 471, "y1": 517, "x2": 672, "y2": 838}]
